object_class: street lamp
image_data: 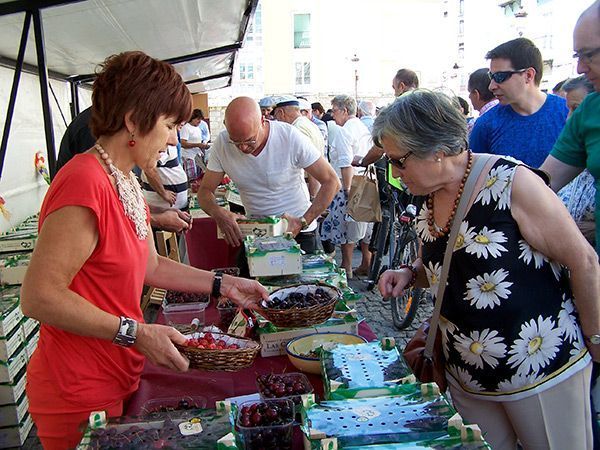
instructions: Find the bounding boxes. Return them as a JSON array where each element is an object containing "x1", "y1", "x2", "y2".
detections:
[{"x1": 351, "y1": 53, "x2": 360, "y2": 102}]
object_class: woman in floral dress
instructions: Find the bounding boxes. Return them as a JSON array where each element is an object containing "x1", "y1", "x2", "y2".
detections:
[{"x1": 374, "y1": 90, "x2": 600, "y2": 450}]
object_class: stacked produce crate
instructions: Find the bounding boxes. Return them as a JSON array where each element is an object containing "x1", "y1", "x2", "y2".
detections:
[{"x1": 0, "y1": 215, "x2": 40, "y2": 447}]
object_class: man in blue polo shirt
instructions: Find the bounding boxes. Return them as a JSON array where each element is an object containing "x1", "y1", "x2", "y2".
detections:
[{"x1": 470, "y1": 38, "x2": 568, "y2": 167}]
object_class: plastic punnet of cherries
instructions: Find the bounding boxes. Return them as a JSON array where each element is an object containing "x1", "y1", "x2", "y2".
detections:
[
  {"x1": 256, "y1": 372, "x2": 313, "y2": 406},
  {"x1": 236, "y1": 399, "x2": 294, "y2": 450},
  {"x1": 165, "y1": 290, "x2": 209, "y2": 304}
]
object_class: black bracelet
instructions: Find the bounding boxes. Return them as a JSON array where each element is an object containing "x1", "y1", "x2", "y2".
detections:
[
  {"x1": 399, "y1": 264, "x2": 418, "y2": 288},
  {"x1": 212, "y1": 273, "x2": 223, "y2": 299}
]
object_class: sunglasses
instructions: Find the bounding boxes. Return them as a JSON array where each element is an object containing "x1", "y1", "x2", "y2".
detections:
[
  {"x1": 488, "y1": 68, "x2": 527, "y2": 84},
  {"x1": 573, "y1": 47, "x2": 600, "y2": 64},
  {"x1": 386, "y1": 152, "x2": 413, "y2": 170}
]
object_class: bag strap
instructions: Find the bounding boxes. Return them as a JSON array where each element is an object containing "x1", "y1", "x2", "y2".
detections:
[{"x1": 424, "y1": 153, "x2": 494, "y2": 358}]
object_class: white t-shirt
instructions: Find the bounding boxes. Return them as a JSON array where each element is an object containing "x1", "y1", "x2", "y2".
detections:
[
  {"x1": 326, "y1": 121, "x2": 353, "y2": 178},
  {"x1": 207, "y1": 121, "x2": 320, "y2": 229},
  {"x1": 343, "y1": 117, "x2": 372, "y2": 158},
  {"x1": 180, "y1": 123, "x2": 204, "y2": 160},
  {"x1": 141, "y1": 145, "x2": 188, "y2": 210}
]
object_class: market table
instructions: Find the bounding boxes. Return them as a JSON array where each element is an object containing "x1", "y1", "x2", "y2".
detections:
[
  {"x1": 126, "y1": 305, "x2": 377, "y2": 416},
  {"x1": 184, "y1": 217, "x2": 240, "y2": 270}
]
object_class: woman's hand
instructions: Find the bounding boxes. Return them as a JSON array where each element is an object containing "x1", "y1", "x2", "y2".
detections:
[
  {"x1": 378, "y1": 268, "x2": 414, "y2": 298},
  {"x1": 134, "y1": 323, "x2": 190, "y2": 372},
  {"x1": 221, "y1": 275, "x2": 270, "y2": 309}
]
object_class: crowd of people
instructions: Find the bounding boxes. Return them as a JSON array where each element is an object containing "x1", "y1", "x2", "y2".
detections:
[{"x1": 19, "y1": 1, "x2": 600, "y2": 449}]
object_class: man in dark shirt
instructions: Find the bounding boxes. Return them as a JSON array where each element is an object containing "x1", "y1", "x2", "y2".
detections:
[
  {"x1": 56, "y1": 107, "x2": 95, "y2": 172},
  {"x1": 56, "y1": 108, "x2": 191, "y2": 232}
]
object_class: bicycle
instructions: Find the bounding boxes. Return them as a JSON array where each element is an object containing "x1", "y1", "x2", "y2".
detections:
[{"x1": 366, "y1": 166, "x2": 426, "y2": 330}]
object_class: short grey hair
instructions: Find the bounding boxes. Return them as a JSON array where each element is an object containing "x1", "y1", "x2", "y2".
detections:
[
  {"x1": 562, "y1": 75, "x2": 595, "y2": 95},
  {"x1": 372, "y1": 89, "x2": 468, "y2": 158},
  {"x1": 358, "y1": 100, "x2": 376, "y2": 117},
  {"x1": 331, "y1": 95, "x2": 357, "y2": 116}
]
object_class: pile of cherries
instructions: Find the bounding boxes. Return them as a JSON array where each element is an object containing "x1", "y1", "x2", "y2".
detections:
[
  {"x1": 145, "y1": 398, "x2": 200, "y2": 414},
  {"x1": 165, "y1": 290, "x2": 208, "y2": 304},
  {"x1": 236, "y1": 400, "x2": 294, "y2": 449},
  {"x1": 186, "y1": 332, "x2": 240, "y2": 350},
  {"x1": 266, "y1": 288, "x2": 332, "y2": 310},
  {"x1": 256, "y1": 373, "x2": 312, "y2": 405}
]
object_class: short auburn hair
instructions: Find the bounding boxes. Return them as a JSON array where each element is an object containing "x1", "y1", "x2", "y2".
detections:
[{"x1": 90, "y1": 51, "x2": 192, "y2": 138}]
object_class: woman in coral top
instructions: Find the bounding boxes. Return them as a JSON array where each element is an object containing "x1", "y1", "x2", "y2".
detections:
[{"x1": 20, "y1": 51, "x2": 269, "y2": 449}]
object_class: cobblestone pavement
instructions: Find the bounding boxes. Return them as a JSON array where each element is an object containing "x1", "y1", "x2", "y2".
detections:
[{"x1": 342, "y1": 248, "x2": 433, "y2": 348}]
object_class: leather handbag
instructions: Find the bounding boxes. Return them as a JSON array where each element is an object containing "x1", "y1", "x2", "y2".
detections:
[{"x1": 403, "y1": 154, "x2": 494, "y2": 392}]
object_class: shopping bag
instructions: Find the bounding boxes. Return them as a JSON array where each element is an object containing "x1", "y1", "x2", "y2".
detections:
[{"x1": 347, "y1": 166, "x2": 382, "y2": 222}]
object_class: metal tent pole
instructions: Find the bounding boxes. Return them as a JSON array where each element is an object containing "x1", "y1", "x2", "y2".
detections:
[
  {"x1": 0, "y1": 11, "x2": 31, "y2": 179},
  {"x1": 69, "y1": 80, "x2": 80, "y2": 120},
  {"x1": 32, "y1": 8, "x2": 57, "y2": 180}
]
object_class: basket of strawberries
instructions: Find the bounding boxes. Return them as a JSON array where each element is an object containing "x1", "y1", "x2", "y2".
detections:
[{"x1": 175, "y1": 331, "x2": 261, "y2": 372}]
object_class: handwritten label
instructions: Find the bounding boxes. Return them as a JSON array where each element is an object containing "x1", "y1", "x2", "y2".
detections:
[{"x1": 268, "y1": 255, "x2": 285, "y2": 267}]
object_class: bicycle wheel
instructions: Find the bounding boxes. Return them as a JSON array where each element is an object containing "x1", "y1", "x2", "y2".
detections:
[
  {"x1": 390, "y1": 237, "x2": 424, "y2": 330},
  {"x1": 366, "y1": 211, "x2": 391, "y2": 291}
]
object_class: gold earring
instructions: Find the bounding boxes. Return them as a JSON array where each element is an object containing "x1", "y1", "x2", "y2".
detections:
[{"x1": 436, "y1": 157, "x2": 442, "y2": 162}]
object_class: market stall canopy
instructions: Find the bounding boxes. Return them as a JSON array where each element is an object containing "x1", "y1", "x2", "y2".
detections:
[{"x1": 0, "y1": 0, "x2": 257, "y2": 93}]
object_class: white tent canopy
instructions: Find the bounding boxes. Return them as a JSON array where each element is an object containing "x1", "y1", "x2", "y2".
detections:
[{"x1": 0, "y1": 0, "x2": 256, "y2": 91}]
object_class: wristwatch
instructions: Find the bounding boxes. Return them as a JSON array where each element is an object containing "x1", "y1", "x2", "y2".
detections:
[
  {"x1": 585, "y1": 334, "x2": 600, "y2": 345},
  {"x1": 113, "y1": 316, "x2": 138, "y2": 347},
  {"x1": 212, "y1": 273, "x2": 223, "y2": 299},
  {"x1": 300, "y1": 216, "x2": 309, "y2": 231}
]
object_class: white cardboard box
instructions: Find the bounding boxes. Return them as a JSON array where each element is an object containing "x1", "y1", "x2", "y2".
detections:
[
  {"x1": 0, "y1": 267, "x2": 27, "y2": 287},
  {"x1": 217, "y1": 217, "x2": 287, "y2": 240},
  {"x1": 20, "y1": 317, "x2": 39, "y2": 339},
  {"x1": 224, "y1": 189, "x2": 243, "y2": 206},
  {"x1": 0, "y1": 347, "x2": 27, "y2": 384},
  {"x1": 0, "y1": 327, "x2": 24, "y2": 361},
  {"x1": 0, "y1": 368, "x2": 26, "y2": 406},
  {"x1": 245, "y1": 235, "x2": 302, "y2": 278},
  {"x1": 0, "y1": 238, "x2": 35, "y2": 254},
  {"x1": 0, "y1": 413, "x2": 33, "y2": 448},
  {"x1": 0, "y1": 299, "x2": 22, "y2": 338},
  {"x1": 258, "y1": 319, "x2": 359, "y2": 357},
  {"x1": 0, "y1": 393, "x2": 28, "y2": 427}
]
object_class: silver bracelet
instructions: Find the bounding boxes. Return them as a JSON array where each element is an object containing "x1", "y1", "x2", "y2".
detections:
[{"x1": 113, "y1": 316, "x2": 138, "y2": 347}]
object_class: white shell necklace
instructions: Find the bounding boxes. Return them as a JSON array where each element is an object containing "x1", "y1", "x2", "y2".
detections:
[{"x1": 94, "y1": 143, "x2": 148, "y2": 240}]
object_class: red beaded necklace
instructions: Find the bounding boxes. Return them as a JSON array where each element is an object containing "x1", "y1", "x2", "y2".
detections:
[{"x1": 426, "y1": 150, "x2": 473, "y2": 239}]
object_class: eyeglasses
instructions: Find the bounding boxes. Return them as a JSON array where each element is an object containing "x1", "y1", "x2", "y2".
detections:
[
  {"x1": 386, "y1": 152, "x2": 413, "y2": 170},
  {"x1": 228, "y1": 137, "x2": 258, "y2": 148},
  {"x1": 488, "y1": 68, "x2": 528, "y2": 84},
  {"x1": 573, "y1": 47, "x2": 600, "y2": 64}
]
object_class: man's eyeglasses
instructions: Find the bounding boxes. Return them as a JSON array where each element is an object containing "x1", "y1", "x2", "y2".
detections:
[
  {"x1": 228, "y1": 138, "x2": 258, "y2": 148},
  {"x1": 386, "y1": 152, "x2": 413, "y2": 170},
  {"x1": 573, "y1": 47, "x2": 600, "y2": 64},
  {"x1": 488, "y1": 68, "x2": 528, "y2": 84}
]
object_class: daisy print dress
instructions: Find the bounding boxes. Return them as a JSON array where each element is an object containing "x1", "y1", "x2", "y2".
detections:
[{"x1": 419, "y1": 158, "x2": 590, "y2": 401}]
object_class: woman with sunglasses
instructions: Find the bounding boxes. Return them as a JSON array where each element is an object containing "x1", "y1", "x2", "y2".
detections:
[
  {"x1": 20, "y1": 51, "x2": 269, "y2": 449},
  {"x1": 375, "y1": 89, "x2": 599, "y2": 450}
]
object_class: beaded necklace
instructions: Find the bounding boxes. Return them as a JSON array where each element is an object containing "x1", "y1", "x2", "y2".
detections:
[
  {"x1": 426, "y1": 150, "x2": 473, "y2": 239},
  {"x1": 94, "y1": 143, "x2": 148, "y2": 240}
]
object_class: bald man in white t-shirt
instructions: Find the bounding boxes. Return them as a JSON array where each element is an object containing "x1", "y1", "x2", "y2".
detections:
[{"x1": 198, "y1": 96, "x2": 339, "y2": 253}]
